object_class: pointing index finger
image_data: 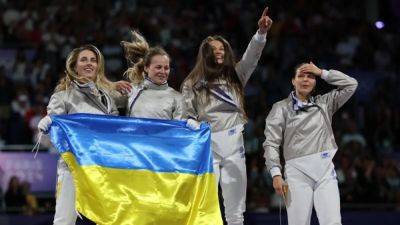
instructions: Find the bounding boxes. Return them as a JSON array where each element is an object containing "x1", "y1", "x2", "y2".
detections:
[{"x1": 262, "y1": 6, "x2": 269, "y2": 17}]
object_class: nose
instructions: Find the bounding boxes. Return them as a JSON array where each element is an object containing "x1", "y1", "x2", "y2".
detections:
[
  {"x1": 86, "y1": 61, "x2": 94, "y2": 67},
  {"x1": 301, "y1": 76, "x2": 310, "y2": 82},
  {"x1": 160, "y1": 68, "x2": 168, "y2": 75}
]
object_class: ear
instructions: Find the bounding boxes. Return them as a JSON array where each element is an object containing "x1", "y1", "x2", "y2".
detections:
[
  {"x1": 291, "y1": 77, "x2": 296, "y2": 87},
  {"x1": 144, "y1": 66, "x2": 149, "y2": 73}
]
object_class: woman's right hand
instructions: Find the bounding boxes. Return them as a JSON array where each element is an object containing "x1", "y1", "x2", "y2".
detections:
[
  {"x1": 186, "y1": 118, "x2": 201, "y2": 130},
  {"x1": 272, "y1": 175, "x2": 285, "y2": 196},
  {"x1": 38, "y1": 116, "x2": 52, "y2": 133},
  {"x1": 114, "y1": 81, "x2": 132, "y2": 95}
]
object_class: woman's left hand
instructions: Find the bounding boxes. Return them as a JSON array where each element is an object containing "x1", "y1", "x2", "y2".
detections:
[{"x1": 258, "y1": 6, "x2": 273, "y2": 34}]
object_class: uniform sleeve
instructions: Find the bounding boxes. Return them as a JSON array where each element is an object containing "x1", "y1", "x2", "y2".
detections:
[
  {"x1": 263, "y1": 102, "x2": 285, "y2": 177},
  {"x1": 319, "y1": 69, "x2": 358, "y2": 115},
  {"x1": 108, "y1": 89, "x2": 128, "y2": 109},
  {"x1": 172, "y1": 93, "x2": 187, "y2": 120},
  {"x1": 181, "y1": 82, "x2": 199, "y2": 120},
  {"x1": 235, "y1": 32, "x2": 266, "y2": 86},
  {"x1": 47, "y1": 92, "x2": 67, "y2": 115}
]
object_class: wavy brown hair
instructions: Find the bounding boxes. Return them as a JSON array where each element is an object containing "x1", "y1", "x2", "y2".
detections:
[
  {"x1": 54, "y1": 44, "x2": 112, "y2": 92},
  {"x1": 121, "y1": 30, "x2": 170, "y2": 84},
  {"x1": 182, "y1": 35, "x2": 245, "y2": 110}
]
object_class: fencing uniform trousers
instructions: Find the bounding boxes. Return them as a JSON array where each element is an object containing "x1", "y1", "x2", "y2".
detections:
[
  {"x1": 53, "y1": 159, "x2": 78, "y2": 225},
  {"x1": 285, "y1": 159, "x2": 341, "y2": 225},
  {"x1": 211, "y1": 125, "x2": 246, "y2": 225}
]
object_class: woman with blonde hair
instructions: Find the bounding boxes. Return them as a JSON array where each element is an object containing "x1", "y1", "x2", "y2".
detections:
[
  {"x1": 115, "y1": 30, "x2": 185, "y2": 120},
  {"x1": 181, "y1": 6, "x2": 272, "y2": 225},
  {"x1": 37, "y1": 44, "x2": 119, "y2": 225}
]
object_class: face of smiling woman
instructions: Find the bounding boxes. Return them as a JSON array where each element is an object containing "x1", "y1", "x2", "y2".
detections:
[
  {"x1": 75, "y1": 49, "x2": 98, "y2": 81},
  {"x1": 209, "y1": 40, "x2": 225, "y2": 64},
  {"x1": 144, "y1": 54, "x2": 170, "y2": 85}
]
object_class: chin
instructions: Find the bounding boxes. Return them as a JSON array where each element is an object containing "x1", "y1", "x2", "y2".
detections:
[{"x1": 298, "y1": 90, "x2": 310, "y2": 96}]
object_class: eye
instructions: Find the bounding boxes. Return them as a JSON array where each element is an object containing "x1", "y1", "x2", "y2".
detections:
[{"x1": 90, "y1": 57, "x2": 97, "y2": 63}]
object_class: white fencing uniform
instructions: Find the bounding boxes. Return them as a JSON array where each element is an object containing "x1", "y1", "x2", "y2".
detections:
[
  {"x1": 47, "y1": 82, "x2": 118, "y2": 225},
  {"x1": 126, "y1": 78, "x2": 185, "y2": 120},
  {"x1": 263, "y1": 70, "x2": 358, "y2": 225},
  {"x1": 182, "y1": 32, "x2": 267, "y2": 225}
]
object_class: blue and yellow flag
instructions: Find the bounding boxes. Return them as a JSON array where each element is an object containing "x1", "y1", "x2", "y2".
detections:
[{"x1": 49, "y1": 113, "x2": 222, "y2": 225}]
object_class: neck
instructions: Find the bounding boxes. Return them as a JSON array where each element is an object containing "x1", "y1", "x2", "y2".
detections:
[
  {"x1": 144, "y1": 77, "x2": 168, "y2": 90},
  {"x1": 145, "y1": 77, "x2": 167, "y2": 86},
  {"x1": 295, "y1": 91, "x2": 309, "y2": 102}
]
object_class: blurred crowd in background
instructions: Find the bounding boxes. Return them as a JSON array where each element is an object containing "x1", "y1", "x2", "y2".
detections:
[{"x1": 0, "y1": 0, "x2": 399, "y2": 214}]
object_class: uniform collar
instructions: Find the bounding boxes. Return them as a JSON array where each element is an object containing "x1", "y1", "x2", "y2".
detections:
[
  {"x1": 290, "y1": 91, "x2": 315, "y2": 111},
  {"x1": 72, "y1": 81, "x2": 100, "y2": 95},
  {"x1": 143, "y1": 77, "x2": 168, "y2": 90},
  {"x1": 72, "y1": 81, "x2": 111, "y2": 113}
]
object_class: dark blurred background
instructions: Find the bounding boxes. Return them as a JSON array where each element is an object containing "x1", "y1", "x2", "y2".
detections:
[{"x1": 0, "y1": 0, "x2": 399, "y2": 224}]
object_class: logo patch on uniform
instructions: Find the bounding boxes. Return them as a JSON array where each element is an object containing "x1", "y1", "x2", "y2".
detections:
[
  {"x1": 321, "y1": 152, "x2": 330, "y2": 159},
  {"x1": 228, "y1": 128, "x2": 236, "y2": 136}
]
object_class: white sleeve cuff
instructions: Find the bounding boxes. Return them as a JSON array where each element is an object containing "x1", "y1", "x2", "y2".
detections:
[
  {"x1": 270, "y1": 166, "x2": 282, "y2": 178},
  {"x1": 254, "y1": 30, "x2": 267, "y2": 42},
  {"x1": 321, "y1": 69, "x2": 329, "y2": 80}
]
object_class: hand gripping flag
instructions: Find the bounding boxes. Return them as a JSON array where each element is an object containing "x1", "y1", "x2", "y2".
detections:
[{"x1": 49, "y1": 113, "x2": 222, "y2": 225}]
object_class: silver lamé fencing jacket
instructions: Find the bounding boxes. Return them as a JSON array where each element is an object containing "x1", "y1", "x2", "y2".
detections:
[{"x1": 263, "y1": 70, "x2": 358, "y2": 176}]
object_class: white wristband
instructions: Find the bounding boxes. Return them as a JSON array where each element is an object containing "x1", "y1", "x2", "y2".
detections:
[
  {"x1": 270, "y1": 166, "x2": 282, "y2": 178},
  {"x1": 254, "y1": 30, "x2": 267, "y2": 42},
  {"x1": 321, "y1": 69, "x2": 329, "y2": 80}
]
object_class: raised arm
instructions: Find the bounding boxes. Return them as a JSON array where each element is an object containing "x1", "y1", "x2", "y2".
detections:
[
  {"x1": 235, "y1": 6, "x2": 272, "y2": 86},
  {"x1": 298, "y1": 62, "x2": 358, "y2": 115}
]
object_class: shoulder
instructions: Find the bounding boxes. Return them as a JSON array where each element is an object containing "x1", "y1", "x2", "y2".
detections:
[
  {"x1": 267, "y1": 98, "x2": 290, "y2": 118},
  {"x1": 182, "y1": 79, "x2": 196, "y2": 90},
  {"x1": 167, "y1": 87, "x2": 183, "y2": 99},
  {"x1": 50, "y1": 89, "x2": 70, "y2": 101}
]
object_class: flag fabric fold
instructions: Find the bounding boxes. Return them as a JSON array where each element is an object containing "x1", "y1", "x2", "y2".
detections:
[{"x1": 49, "y1": 113, "x2": 222, "y2": 225}]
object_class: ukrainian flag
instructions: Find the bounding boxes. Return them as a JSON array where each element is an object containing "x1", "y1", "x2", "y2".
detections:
[{"x1": 49, "y1": 113, "x2": 222, "y2": 225}]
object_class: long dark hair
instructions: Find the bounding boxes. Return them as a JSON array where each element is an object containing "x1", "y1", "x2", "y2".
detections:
[{"x1": 182, "y1": 35, "x2": 245, "y2": 109}]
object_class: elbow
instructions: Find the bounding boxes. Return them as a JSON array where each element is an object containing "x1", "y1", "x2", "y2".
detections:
[
  {"x1": 350, "y1": 78, "x2": 359, "y2": 93},
  {"x1": 353, "y1": 78, "x2": 358, "y2": 88}
]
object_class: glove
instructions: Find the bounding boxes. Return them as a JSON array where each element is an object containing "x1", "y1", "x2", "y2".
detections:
[
  {"x1": 38, "y1": 116, "x2": 52, "y2": 133},
  {"x1": 186, "y1": 118, "x2": 201, "y2": 130}
]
